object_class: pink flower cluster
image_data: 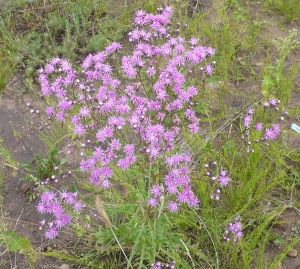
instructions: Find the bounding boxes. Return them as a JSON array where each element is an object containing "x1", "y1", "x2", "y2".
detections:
[
  {"x1": 263, "y1": 98, "x2": 280, "y2": 108},
  {"x1": 243, "y1": 99, "x2": 282, "y2": 133},
  {"x1": 204, "y1": 162, "x2": 231, "y2": 200},
  {"x1": 37, "y1": 191, "x2": 84, "y2": 239},
  {"x1": 242, "y1": 99, "x2": 284, "y2": 152},
  {"x1": 37, "y1": 7, "x2": 215, "y2": 230},
  {"x1": 224, "y1": 215, "x2": 243, "y2": 242},
  {"x1": 148, "y1": 153, "x2": 199, "y2": 212}
]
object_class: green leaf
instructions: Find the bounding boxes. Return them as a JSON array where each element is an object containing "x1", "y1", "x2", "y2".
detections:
[
  {"x1": 0, "y1": 231, "x2": 33, "y2": 253},
  {"x1": 0, "y1": 231, "x2": 37, "y2": 268}
]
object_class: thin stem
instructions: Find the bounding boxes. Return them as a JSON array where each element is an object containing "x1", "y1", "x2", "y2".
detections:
[{"x1": 110, "y1": 227, "x2": 132, "y2": 268}]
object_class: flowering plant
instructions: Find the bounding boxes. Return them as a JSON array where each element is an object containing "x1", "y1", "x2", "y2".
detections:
[
  {"x1": 34, "y1": 11, "x2": 288, "y2": 263},
  {"x1": 37, "y1": 6, "x2": 217, "y2": 239},
  {"x1": 241, "y1": 98, "x2": 285, "y2": 153}
]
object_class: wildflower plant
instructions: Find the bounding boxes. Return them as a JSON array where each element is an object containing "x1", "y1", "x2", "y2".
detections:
[
  {"x1": 224, "y1": 215, "x2": 243, "y2": 242},
  {"x1": 241, "y1": 98, "x2": 286, "y2": 153},
  {"x1": 204, "y1": 162, "x2": 231, "y2": 201},
  {"x1": 36, "y1": 6, "x2": 218, "y2": 239},
  {"x1": 32, "y1": 6, "x2": 291, "y2": 269}
]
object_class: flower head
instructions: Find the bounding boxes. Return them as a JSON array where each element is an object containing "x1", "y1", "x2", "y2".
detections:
[
  {"x1": 265, "y1": 124, "x2": 280, "y2": 140},
  {"x1": 219, "y1": 170, "x2": 230, "y2": 187},
  {"x1": 224, "y1": 215, "x2": 243, "y2": 242}
]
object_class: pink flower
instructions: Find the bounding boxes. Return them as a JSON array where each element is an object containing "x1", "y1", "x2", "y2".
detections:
[
  {"x1": 243, "y1": 115, "x2": 252, "y2": 128},
  {"x1": 73, "y1": 202, "x2": 84, "y2": 212},
  {"x1": 101, "y1": 179, "x2": 111, "y2": 189},
  {"x1": 219, "y1": 170, "x2": 230, "y2": 187},
  {"x1": 56, "y1": 111, "x2": 65, "y2": 122},
  {"x1": 41, "y1": 191, "x2": 56, "y2": 203},
  {"x1": 167, "y1": 201, "x2": 179, "y2": 212},
  {"x1": 255, "y1": 123, "x2": 263, "y2": 131},
  {"x1": 45, "y1": 227, "x2": 58, "y2": 240},
  {"x1": 190, "y1": 38, "x2": 198, "y2": 46},
  {"x1": 58, "y1": 100, "x2": 72, "y2": 111},
  {"x1": 205, "y1": 64, "x2": 214, "y2": 76},
  {"x1": 147, "y1": 66, "x2": 156, "y2": 77},
  {"x1": 105, "y1": 42, "x2": 122, "y2": 54},
  {"x1": 45, "y1": 107, "x2": 55, "y2": 117},
  {"x1": 269, "y1": 98, "x2": 278, "y2": 106},
  {"x1": 37, "y1": 203, "x2": 47, "y2": 214},
  {"x1": 150, "y1": 185, "x2": 162, "y2": 198},
  {"x1": 264, "y1": 124, "x2": 280, "y2": 140},
  {"x1": 74, "y1": 124, "x2": 86, "y2": 136},
  {"x1": 96, "y1": 127, "x2": 114, "y2": 142},
  {"x1": 80, "y1": 107, "x2": 90, "y2": 117},
  {"x1": 148, "y1": 198, "x2": 158, "y2": 208}
]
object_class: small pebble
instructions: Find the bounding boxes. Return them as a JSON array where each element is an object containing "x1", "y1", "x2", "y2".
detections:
[{"x1": 287, "y1": 249, "x2": 298, "y2": 258}]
